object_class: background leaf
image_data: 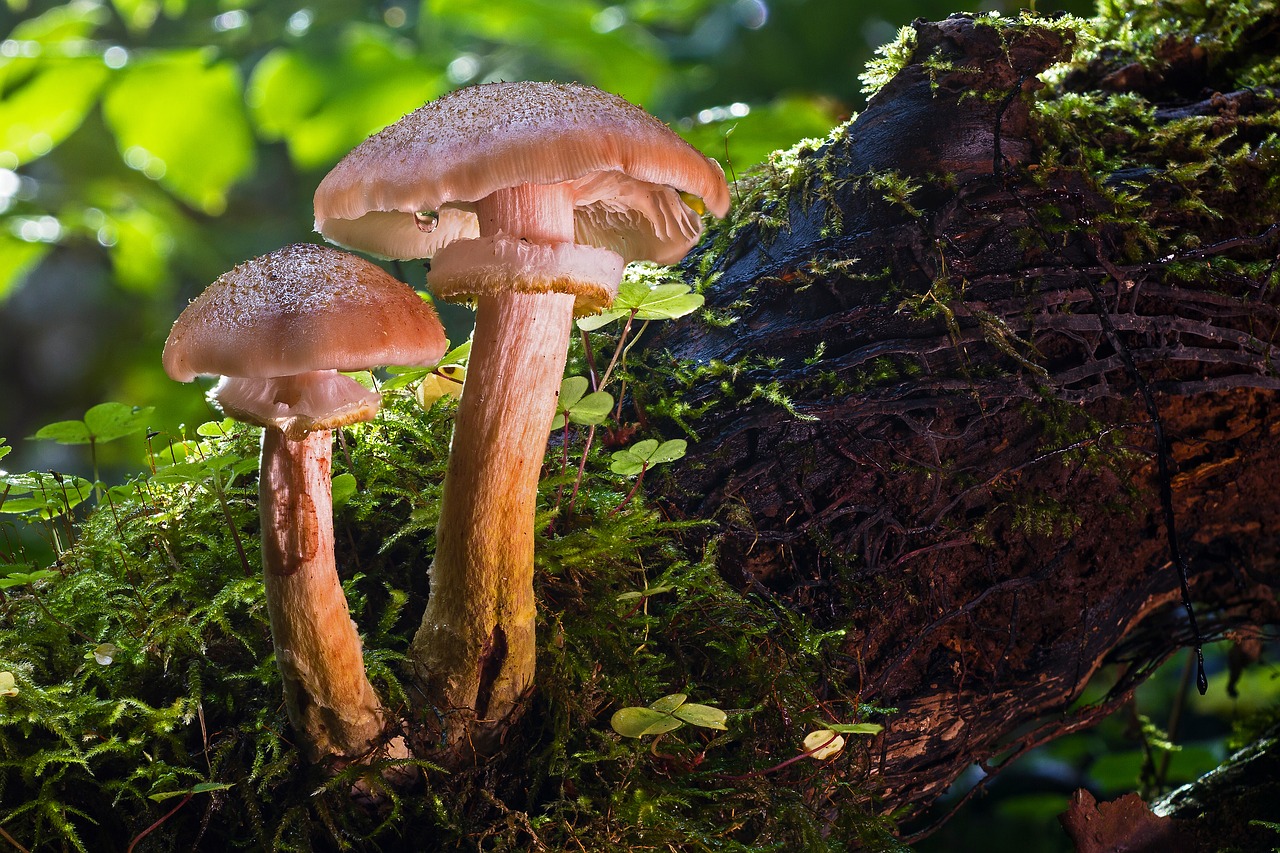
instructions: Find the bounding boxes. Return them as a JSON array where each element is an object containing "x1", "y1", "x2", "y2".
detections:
[{"x1": 102, "y1": 51, "x2": 255, "y2": 213}]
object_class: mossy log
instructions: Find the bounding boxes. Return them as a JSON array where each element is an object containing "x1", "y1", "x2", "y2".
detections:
[{"x1": 640, "y1": 9, "x2": 1280, "y2": 829}]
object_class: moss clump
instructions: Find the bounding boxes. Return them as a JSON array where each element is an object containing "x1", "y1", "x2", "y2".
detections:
[{"x1": 0, "y1": 388, "x2": 897, "y2": 850}]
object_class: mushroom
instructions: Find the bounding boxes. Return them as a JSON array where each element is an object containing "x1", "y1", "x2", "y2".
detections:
[
  {"x1": 314, "y1": 82, "x2": 729, "y2": 744},
  {"x1": 162, "y1": 243, "x2": 447, "y2": 762}
]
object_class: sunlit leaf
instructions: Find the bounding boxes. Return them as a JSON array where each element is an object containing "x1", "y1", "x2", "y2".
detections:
[
  {"x1": 0, "y1": 568, "x2": 59, "y2": 589},
  {"x1": 32, "y1": 402, "x2": 153, "y2": 444},
  {"x1": 0, "y1": 471, "x2": 93, "y2": 518},
  {"x1": 648, "y1": 693, "x2": 686, "y2": 714},
  {"x1": 609, "y1": 438, "x2": 687, "y2": 475},
  {"x1": 428, "y1": 0, "x2": 667, "y2": 104},
  {"x1": 803, "y1": 729, "x2": 846, "y2": 759},
  {"x1": 414, "y1": 365, "x2": 465, "y2": 410},
  {"x1": 102, "y1": 51, "x2": 255, "y2": 213},
  {"x1": 31, "y1": 419, "x2": 90, "y2": 444},
  {"x1": 0, "y1": 59, "x2": 110, "y2": 166},
  {"x1": 825, "y1": 722, "x2": 884, "y2": 735},
  {"x1": 576, "y1": 308, "x2": 628, "y2": 331},
  {"x1": 0, "y1": 437, "x2": 10, "y2": 462},
  {"x1": 148, "y1": 781, "x2": 234, "y2": 802},
  {"x1": 331, "y1": 472, "x2": 357, "y2": 507},
  {"x1": 672, "y1": 702, "x2": 727, "y2": 730},
  {"x1": 610, "y1": 706, "x2": 683, "y2": 738},
  {"x1": 550, "y1": 376, "x2": 613, "y2": 429},
  {"x1": 248, "y1": 27, "x2": 445, "y2": 169},
  {"x1": 614, "y1": 280, "x2": 704, "y2": 320},
  {"x1": 195, "y1": 419, "x2": 240, "y2": 438}
]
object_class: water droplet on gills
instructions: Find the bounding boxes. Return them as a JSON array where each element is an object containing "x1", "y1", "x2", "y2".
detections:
[{"x1": 414, "y1": 210, "x2": 439, "y2": 233}]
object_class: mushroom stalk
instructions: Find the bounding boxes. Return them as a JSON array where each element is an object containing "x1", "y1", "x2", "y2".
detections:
[
  {"x1": 259, "y1": 426, "x2": 385, "y2": 761},
  {"x1": 412, "y1": 289, "x2": 575, "y2": 737},
  {"x1": 411, "y1": 183, "x2": 578, "y2": 740}
]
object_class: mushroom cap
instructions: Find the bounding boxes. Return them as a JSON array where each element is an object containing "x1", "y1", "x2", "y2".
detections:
[
  {"x1": 162, "y1": 243, "x2": 448, "y2": 383},
  {"x1": 313, "y1": 81, "x2": 731, "y2": 265}
]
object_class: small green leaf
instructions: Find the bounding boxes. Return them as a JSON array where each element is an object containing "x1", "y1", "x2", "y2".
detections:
[
  {"x1": 558, "y1": 376, "x2": 590, "y2": 411},
  {"x1": 331, "y1": 473, "x2": 357, "y2": 508},
  {"x1": 609, "y1": 438, "x2": 687, "y2": 476},
  {"x1": 551, "y1": 377, "x2": 614, "y2": 429},
  {"x1": 610, "y1": 706, "x2": 684, "y2": 738},
  {"x1": 148, "y1": 781, "x2": 234, "y2": 802},
  {"x1": 31, "y1": 403, "x2": 153, "y2": 445},
  {"x1": 614, "y1": 280, "x2": 705, "y2": 320},
  {"x1": 380, "y1": 366, "x2": 432, "y2": 392},
  {"x1": 0, "y1": 472, "x2": 92, "y2": 518},
  {"x1": 646, "y1": 439, "x2": 688, "y2": 465},
  {"x1": 0, "y1": 439, "x2": 9, "y2": 462},
  {"x1": 616, "y1": 584, "x2": 674, "y2": 602},
  {"x1": 672, "y1": 703, "x2": 728, "y2": 730},
  {"x1": 195, "y1": 418, "x2": 239, "y2": 438},
  {"x1": 0, "y1": 569, "x2": 59, "y2": 589},
  {"x1": 570, "y1": 391, "x2": 614, "y2": 424},
  {"x1": 648, "y1": 693, "x2": 687, "y2": 714},
  {"x1": 31, "y1": 420, "x2": 92, "y2": 444},
  {"x1": 803, "y1": 729, "x2": 846, "y2": 759},
  {"x1": 87, "y1": 642, "x2": 118, "y2": 665},
  {"x1": 576, "y1": 308, "x2": 628, "y2": 331},
  {"x1": 83, "y1": 402, "x2": 154, "y2": 443},
  {"x1": 414, "y1": 365, "x2": 465, "y2": 410},
  {"x1": 825, "y1": 722, "x2": 885, "y2": 735}
]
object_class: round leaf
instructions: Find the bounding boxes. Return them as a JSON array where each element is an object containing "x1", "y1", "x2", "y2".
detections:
[
  {"x1": 31, "y1": 420, "x2": 92, "y2": 445},
  {"x1": 672, "y1": 703, "x2": 728, "y2": 730},
  {"x1": 568, "y1": 391, "x2": 614, "y2": 425},
  {"x1": 610, "y1": 706, "x2": 683, "y2": 738},
  {"x1": 576, "y1": 308, "x2": 628, "y2": 331},
  {"x1": 331, "y1": 473, "x2": 357, "y2": 508},
  {"x1": 83, "y1": 402, "x2": 153, "y2": 443},
  {"x1": 648, "y1": 693, "x2": 687, "y2": 714},
  {"x1": 804, "y1": 729, "x2": 846, "y2": 759}
]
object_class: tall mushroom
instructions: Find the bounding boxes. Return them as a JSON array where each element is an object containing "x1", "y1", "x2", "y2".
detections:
[
  {"x1": 314, "y1": 82, "x2": 729, "y2": 744},
  {"x1": 162, "y1": 243, "x2": 447, "y2": 762}
]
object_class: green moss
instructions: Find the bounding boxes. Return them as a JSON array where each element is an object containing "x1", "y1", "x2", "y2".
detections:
[{"x1": 0, "y1": 390, "x2": 898, "y2": 849}]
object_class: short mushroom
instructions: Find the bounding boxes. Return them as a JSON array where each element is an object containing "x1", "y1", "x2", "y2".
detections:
[
  {"x1": 314, "y1": 82, "x2": 729, "y2": 745},
  {"x1": 162, "y1": 242, "x2": 447, "y2": 762}
]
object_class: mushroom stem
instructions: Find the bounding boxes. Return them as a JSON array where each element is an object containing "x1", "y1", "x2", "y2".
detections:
[
  {"x1": 259, "y1": 426, "x2": 385, "y2": 762},
  {"x1": 411, "y1": 288, "x2": 575, "y2": 740}
]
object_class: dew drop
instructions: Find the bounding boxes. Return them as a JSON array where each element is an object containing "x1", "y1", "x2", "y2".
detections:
[{"x1": 413, "y1": 210, "x2": 439, "y2": 233}]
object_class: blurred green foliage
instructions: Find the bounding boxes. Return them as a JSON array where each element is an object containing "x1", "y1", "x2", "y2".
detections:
[{"x1": 0, "y1": 0, "x2": 1090, "y2": 481}]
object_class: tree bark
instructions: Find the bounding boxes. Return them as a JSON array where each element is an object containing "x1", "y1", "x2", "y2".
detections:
[{"x1": 639, "y1": 11, "x2": 1280, "y2": 827}]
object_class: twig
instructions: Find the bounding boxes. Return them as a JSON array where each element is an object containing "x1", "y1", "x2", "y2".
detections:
[{"x1": 127, "y1": 793, "x2": 193, "y2": 853}]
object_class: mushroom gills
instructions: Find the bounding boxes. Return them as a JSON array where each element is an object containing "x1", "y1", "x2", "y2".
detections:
[{"x1": 212, "y1": 371, "x2": 381, "y2": 440}]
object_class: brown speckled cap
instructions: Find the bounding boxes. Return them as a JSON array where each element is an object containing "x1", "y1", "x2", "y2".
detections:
[
  {"x1": 313, "y1": 82, "x2": 730, "y2": 265},
  {"x1": 163, "y1": 243, "x2": 447, "y2": 382}
]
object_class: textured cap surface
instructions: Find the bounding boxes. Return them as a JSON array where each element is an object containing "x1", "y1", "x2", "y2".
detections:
[
  {"x1": 163, "y1": 243, "x2": 447, "y2": 382},
  {"x1": 313, "y1": 82, "x2": 730, "y2": 264}
]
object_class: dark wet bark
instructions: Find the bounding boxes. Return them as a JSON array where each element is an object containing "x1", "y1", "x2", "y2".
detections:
[{"x1": 640, "y1": 13, "x2": 1280, "y2": 827}]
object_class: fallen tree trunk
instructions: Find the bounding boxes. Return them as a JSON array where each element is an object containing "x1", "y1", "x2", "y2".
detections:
[{"x1": 638, "y1": 8, "x2": 1280, "y2": 828}]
